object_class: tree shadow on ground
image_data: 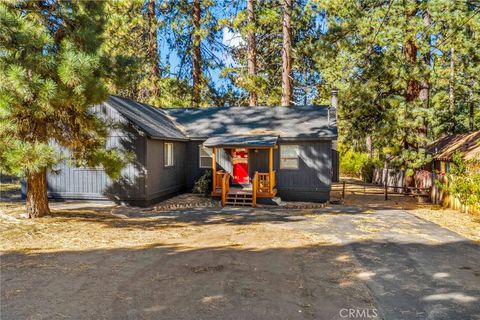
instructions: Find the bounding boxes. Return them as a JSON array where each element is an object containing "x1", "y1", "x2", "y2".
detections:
[
  {"x1": 1, "y1": 240, "x2": 479, "y2": 320},
  {"x1": 48, "y1": 204, "x2": 380, "y2": 231}
]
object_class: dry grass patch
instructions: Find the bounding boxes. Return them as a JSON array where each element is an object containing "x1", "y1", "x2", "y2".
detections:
[
  {"x1": 0, "y1": 202, "x2": 335, "y2": 254},
  {"x1": 0, "y1": 204, "x2": 199, "y2": 253},
  {"x1": 408, "y1": 207, "x2": 480, "y2": 243}
]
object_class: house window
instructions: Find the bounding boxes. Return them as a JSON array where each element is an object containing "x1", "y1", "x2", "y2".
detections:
[
  {"x1": 164, "y1": 142, "x2": 174, "y2": 167},
  {"x1": 280, "y1": 145, "x2": 299, "y2": 169},
  {"x1": 199, "y1": 145, "x2": 212, "y2": 168}
]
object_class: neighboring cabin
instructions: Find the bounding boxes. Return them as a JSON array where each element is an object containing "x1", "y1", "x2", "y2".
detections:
[
  {"x1": 426, "y1": 131, "x2": 480, "y2": 173},
  {"x1": 424, "y1": 131, "x2": 480, "y2": 214},
  {"x1": 31, "y1": 95, "x2": 339, "y2": 206}
]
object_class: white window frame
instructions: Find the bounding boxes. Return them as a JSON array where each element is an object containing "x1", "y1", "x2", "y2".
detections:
[
  {"x1": 199, "y1": 145, "x2": 213, "y2": 168},
  {"x1": 164, "y1": 142, "x2": 174, "y2": 167},
  {"x1": 280, "y1": 145, "x2": 299, "y2": 170}
]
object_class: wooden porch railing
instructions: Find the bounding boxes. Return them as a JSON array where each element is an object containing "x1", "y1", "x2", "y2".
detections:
[
  {"x1": 258, "y1": 170, "x2": 276, "y2": 194},
  {"x1": 271, "y1": 170, "x2": 276, "y2": 193},
  {"x1": 220, "y1": 172, "x2": 230, "y2": 206},
  {"x1": 252, "y1": 171, "x2": 258, "y2": 207},
  {"x1": 214, "y1": 170, "x2": 225, "y2": 192},
  {"x1": 215, "y1": 170, "x2": 275, "y2": 207}
]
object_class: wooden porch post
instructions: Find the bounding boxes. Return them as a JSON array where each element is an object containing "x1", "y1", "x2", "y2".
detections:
[
  {"x1": 212, "y1": 147, "x2": 216, "y2": 194},
  {"x1": 269, "y1": 147, "x2": 273, "y2": 194}
]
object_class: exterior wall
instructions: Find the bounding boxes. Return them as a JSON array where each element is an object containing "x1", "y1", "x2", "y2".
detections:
[
  {"x1": 146, "y1": 139, "x2": 186, "y2": 204},
  {"x1": 248, "y1": 149, "x2": 269, "y2": 175},
  {"x1": 275, "y1": 141, "x2": 332, "y2": 202},
  {"x1": 185, "y1": 141, "x2": 232, "y2": 190},
  {"x1": 45, "y1": 103, "x2": 148, "y2": 205},
  {"x1": 331, "y1": 149, "x2": 340, "y2": 182},
  {"x1": 249, "y1": 141, "x2": 333, "y2": 202}
]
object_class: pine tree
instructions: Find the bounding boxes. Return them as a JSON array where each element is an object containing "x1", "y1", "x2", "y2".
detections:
[
  {"x1": 315, "y1": 0, "x2": 479, "y2": 171},
  {"x1": 102, "y1": 0, "x2": 147, "y2": 100},
  {"x1": 102, "y1": 0, "x2": 194, "y2": 107},
  {"x1": 148, "y1": 0, "x2": 161, "y2": 98},
  {"x1": 222, "y1": 0, "x2": 318, "y2": 106},
  {"x1": 247, "y1": 0, "x2": 258, "y2": 106},
  {"x1": 192, "y1": 0, "x2": 202, "y2": 106},
  {"x1": 281, "y1": 0, "x2": 293, "y2": 106},
  {"x1": 0, "y1": 1, "x2": 125, "y2": 217}
]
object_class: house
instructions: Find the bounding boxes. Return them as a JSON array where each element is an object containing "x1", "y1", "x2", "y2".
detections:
[
  {"x1": 426, "y1": 131, "x2": 480, "y2": 173},
  {"x1": 426, "y1": 131, "x2": 480, "y2": 213},
  {"x1": 41, "y1": 94, "x2": 339, "y2": 207}
]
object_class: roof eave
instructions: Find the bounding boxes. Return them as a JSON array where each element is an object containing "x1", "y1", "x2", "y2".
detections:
[
  {"x1": 148, "y1": 135, "x2": 189, "y2": 142},
  {"x1": 279, "y1": 136, "x2": 337, "y2": 141}
]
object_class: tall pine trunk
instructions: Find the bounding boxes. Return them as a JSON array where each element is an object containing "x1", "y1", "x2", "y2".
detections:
[
  {"x1": 449, "y1": 48, "x2": 456, "y2": 132},
  {"x1": 26, "y1": 169, "x2": 50, "y2": 218},
  {"x1": 403, "y1": 6, "x2": 419, "y2": 189},
  {"x1": 366, "y1": 136, "x2": 373, "y2": 158},
  {"x1": 192, "y1": 0, "x2": 202, "y2": 107},
  {"x1": 469, "y1": 83, "x2": 475, "y2": 131},
  {"x1": 419, "y1": 9, "x2": 431, "y2": 148},
  {"x1": 404, "y1": 38, "x2": 419, "y2": 103},
  {"x1": 148, "y1": 0, "x2": 160, "y2": 98},
  {"x1": 281, "y1": 0, "x2": 292, "y2": 106},
  {"x1": 247, "y1": 0, "x2": 257, "y2": 107}
]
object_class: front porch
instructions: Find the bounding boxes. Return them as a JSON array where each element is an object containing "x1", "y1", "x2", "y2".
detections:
[{"x1": 207, "y1": 136, "x2": 278, "y2": 207}]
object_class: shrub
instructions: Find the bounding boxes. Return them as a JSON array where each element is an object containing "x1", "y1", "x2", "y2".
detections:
[
  {"x1": 439, "y1": 152, "x2": 480, "y2": 208},
  {"x1": 360, "y1": 158, "x2": 380, "y2": 183},
  {"x1": 192, "y1": 170, "x2": 212, "y2": 195},
  {"x1": 340, "y1": 148, "x2": 381, "y2": 182},
  {"x1": 339, "y1": 149, "x2": 367, "y2": 178}
]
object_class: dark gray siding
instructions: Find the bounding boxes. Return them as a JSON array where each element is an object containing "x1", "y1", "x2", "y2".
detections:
[
  {"x1": 332, "y1": 149, "x2": 339, "y2": 182},
  {"x1": 46, "y1": 103, "x2": 148, "y2": 204},
  {"x1": 146, "y1": 139, "x2": 186, "y2": 203},
  {"x1": 248, "y1": 141, "x2": 332, "y2": 202},
  {"x1": 185, "y1": 141, "x2": 232, "y2": 190},
  {"x1": 275, "y1": 141, "x2": 332, "y2": 202}
]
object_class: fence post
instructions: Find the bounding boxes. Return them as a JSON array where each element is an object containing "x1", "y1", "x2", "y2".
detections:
[
  {"x1": 384, "y1": 180, "x2": 388, "y2": 200},
  {"x1": 342, "y1": 181, "x2": 345, "y2": 199}
]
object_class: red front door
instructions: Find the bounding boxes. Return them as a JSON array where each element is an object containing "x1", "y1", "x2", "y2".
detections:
[{"x1": 232, "y1": 148, "x2": 249, "y2": 184}]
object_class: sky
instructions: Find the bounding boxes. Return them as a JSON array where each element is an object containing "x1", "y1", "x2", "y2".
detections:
[
  {"x1": 158, "y1": 26, "x2": 241, "y2": 91},
  {"x1": 155, "y1": 4, "x2": 328, "y2": 103}
]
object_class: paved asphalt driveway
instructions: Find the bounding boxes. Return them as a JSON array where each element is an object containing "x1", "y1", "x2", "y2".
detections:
[
  {"x1": 294, "y1": 206, "x2": 480, "y2": 320},
  {"x1": 1, "y1": 205, "x2": 479, "y2": 320}
]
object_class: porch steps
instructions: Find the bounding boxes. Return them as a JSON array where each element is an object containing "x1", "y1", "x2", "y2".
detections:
[{"x1": 225, "y1": 192, "x2": 253, "y2": 207}]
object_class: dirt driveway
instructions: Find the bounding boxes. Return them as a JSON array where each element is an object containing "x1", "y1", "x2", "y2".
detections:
[{"x1": 1, "y1": 203, "x2": 480, "y2": 320}]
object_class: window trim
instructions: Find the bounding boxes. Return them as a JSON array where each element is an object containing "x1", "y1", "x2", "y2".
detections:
[
  {"x1": 279, "y1": 144, "x2": 299, "y2": 170},
  {"x1": 199, "y1": 145, "x2": 213, "y2": 169},
  {"x1": 164, "y1": 142, "x2": 174, "y2": 167}
]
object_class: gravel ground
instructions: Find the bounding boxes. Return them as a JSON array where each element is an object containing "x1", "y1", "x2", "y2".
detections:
[{"x1": 1, "y1": 180, "x2": 479, "y2": 320}]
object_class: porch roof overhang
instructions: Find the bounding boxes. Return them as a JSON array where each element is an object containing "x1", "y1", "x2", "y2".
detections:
[{"x1": 203, "y1": 135, "x2": 278, "y2": 148}]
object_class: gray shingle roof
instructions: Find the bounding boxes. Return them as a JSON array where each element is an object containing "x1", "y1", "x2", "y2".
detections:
[
  {"x1": 203, "y1": 135, "x2": 278, "y2": 148},
  {"x1": 163, "y1": 106, "x2": 337, "y2": 140},
  {"x1": 105, "y1": 95, "x2": 337, "y2": 141},
  {"x1": 105, "y1": 96, "x2": 187, "y2": 140}
]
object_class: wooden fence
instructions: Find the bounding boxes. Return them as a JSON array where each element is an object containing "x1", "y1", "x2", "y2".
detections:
[
  {"x1": 372, "y1": 168, "x2": 479, "y2": 214},
  {"x1": 431, "y1": 174, "x2": 479, "y2": 214}
]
